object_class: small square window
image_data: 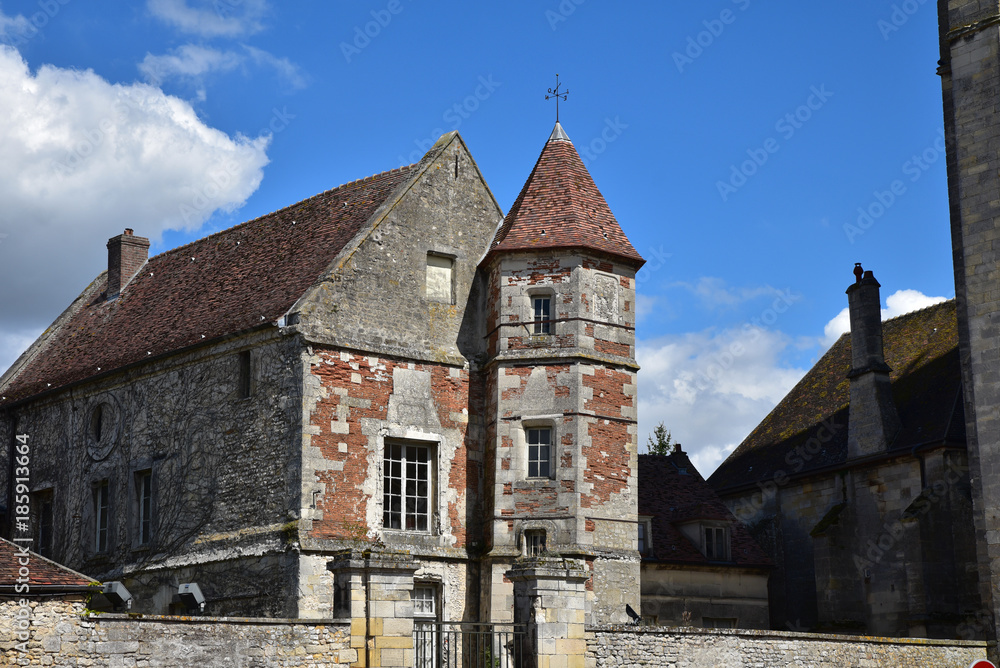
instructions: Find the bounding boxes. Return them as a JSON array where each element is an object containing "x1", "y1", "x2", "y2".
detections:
[
  {"x1": 525, "y1": 530, "x2": 546, "y2": 557},
  {"x1": 527, "y1": 428, "x2": 551, "y2": 478},
  {"x1": 426, "y1": 254, "x2": 454, "y2": 304},
  {"x1": 532, "y1": 297, "x2": 551, "y2": 334}
]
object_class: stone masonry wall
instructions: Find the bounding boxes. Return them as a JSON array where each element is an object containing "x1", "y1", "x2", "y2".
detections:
[
  {"x1": 586, "y1": 626, "x2": 986, "y2": 668},
  {"x1": 0, "y1": 598, "x2": 352, "y2": 667},
  {"x1": 0, "y1": 329, "x2": 305, "y2": 617},
  {"x1": 939, "y1": 0, "x2": 1000, "y2": 653}
]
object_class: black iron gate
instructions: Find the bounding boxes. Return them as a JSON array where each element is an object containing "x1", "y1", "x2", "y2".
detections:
[{"x1": 414, "y1": 622, "x2": 525, "y2": 668}]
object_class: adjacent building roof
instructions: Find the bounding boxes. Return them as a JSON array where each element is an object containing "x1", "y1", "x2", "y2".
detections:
[
  {"x1": 709, "y1": 299, "x2": 964, "y2": 494},
  {"x1": 0, "y1": 538, "x2": 96, "y2": 590},
  {"x1": 0, "y1": 163, "x2": 417, "y2": 405},
  {"x1": 638, "y1": 452, "x2": 771, "y2": 567},
  {"x1": 487, "y1": 122, "x2": 644, "y2": 267}
]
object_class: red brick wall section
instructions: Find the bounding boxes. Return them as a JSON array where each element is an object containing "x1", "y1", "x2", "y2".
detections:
[
  {"x1": 581, "y1": 366, "x2": 633, "y2": 508},
  {"x1": 307, "y1": 350, "x2": 470, "y2": 546}
]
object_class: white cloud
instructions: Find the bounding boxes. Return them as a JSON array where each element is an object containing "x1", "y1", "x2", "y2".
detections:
[
  {"x1": 140, "y1": 44, "x2": 307, "y2": 95},
  {"x1": 0, "y1": 6, "x2": 30, "y2": 43},
  {"x1": 637, "y1": 325, "x2": 807, "y2": 477},
  {"x1": 821, "y1": 289, "x2": 949, "y2": 348},
  {"x1": 0, "y1": 45, "x2": 269, "y2": 335},
  {"x1": 147, "y1": 0, "x2": 268, "y2": 38},
  {"x1": 672, "y1": 276, "x2": 791, "y2": 310},
  {"x1": 139, "y1": 44, "x2": 243, "y2": 86}
]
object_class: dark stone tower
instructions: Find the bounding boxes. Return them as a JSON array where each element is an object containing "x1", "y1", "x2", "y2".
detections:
[{"x1": 938, "y1": 0, "x2": 1000, "y2": 653}]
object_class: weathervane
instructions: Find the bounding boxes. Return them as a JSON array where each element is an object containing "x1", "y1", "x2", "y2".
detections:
[{"x1": 545, "y1": 74, "x2": 569, "y2": 123}]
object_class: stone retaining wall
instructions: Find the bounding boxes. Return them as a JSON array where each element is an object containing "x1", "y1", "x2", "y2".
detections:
[
  {"x1": 587, "y1": 625, "x2": 988, "y2": 668},
  {"x1": 1, "y1": 598, "x2": 352, "y2": 667}
]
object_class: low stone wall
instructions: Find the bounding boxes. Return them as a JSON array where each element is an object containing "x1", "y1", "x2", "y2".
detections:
[
  {"x1": 1, "y1": 598, "x2": 353, "y2": 667},
  {"x1": 587, "y1": 625, "x2": 988, "y2": 668}
]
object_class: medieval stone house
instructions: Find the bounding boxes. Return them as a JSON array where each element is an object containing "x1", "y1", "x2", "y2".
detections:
[
  {"x1": 709, "y1": 271, "x2": 981, "y2": 638},
  {"x1": 638, "y1": 451, "x2": 771, "y2": 629},
  {"x1": 0, "y1": 123, "x2": 663, "y2": 627}
]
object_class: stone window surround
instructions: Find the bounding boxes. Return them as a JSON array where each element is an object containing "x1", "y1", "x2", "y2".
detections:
[
  {"x1": 425, "y1": 251, "x2": 456, "y2": 305},
  {"x1": 527, "y1": 287, "x2": 555, "y2": 335},
  {"x1": 129, "y1": 460, "x2": 157, "y2": 550},
  {"x1": 637, "y1": 515, "x2": 652, "y2": 555},
  {"x1": 514, "y1": 518, "x2": 559, "y2": 556},
  {"x1": 382, "y1": 438, "x2": 436, "y2": 534},
  {"x1": 521, "y1": 418, "x2": 556, "y2": 481}
]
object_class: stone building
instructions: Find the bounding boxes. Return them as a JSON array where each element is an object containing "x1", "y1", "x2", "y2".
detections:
[
  {"x1": 938, "y1": 0, "x2": 1000, "y2": 654},
  {"x1": 638, "y1": 451, "x2": 771, "y2": 629},
  {"x1": 0, "y1": 123, "x2": 646, "y2": 628},
  {"x1": 709, "y1": 270, "x2": 981, "y2": 637}
]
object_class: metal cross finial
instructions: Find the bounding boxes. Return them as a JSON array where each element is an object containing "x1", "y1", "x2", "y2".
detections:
[{"x1": 545, "y1": 74, "x2": 569, "y2": 123}]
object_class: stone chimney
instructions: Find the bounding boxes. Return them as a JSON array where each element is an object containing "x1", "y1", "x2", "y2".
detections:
[
  {"x1": 107, "y1": 228, "x2": 150, "y2": 300},
  {"x1": 846, "y1": 264, "x2": 901, "y2": 458}
]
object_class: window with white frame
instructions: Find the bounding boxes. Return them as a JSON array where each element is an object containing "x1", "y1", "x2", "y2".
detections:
[
  {"x1": 526, "y1": 427, "x2": 552, "y2": 478},
  {"x1": 383, "y1": 442, "x2": 432, "y2": 532},
  {"x1": 95, "y1": 481, "x2": 110, "y2": 553},
  {"x1": 413, "y1": 585, "x2": 437, "y2": 618},
  {"x1": 703, "y1": 525, "x2": 729, "y2": 561},
  {"x1": 532, "y1": 296, "x2": 551, "y2": 334}
]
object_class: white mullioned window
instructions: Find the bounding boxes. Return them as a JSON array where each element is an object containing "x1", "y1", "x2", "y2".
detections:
[
  {"x1": 527, "y1": 427, "x2": 552, "y2": 478},
  {"x1": 136, "y1": 470, "x2": 153, "y2": 546},
  {"x1": 383, "y1": 442, "x2": 432, "y2": 532},
  {"x1": 532, "y1": 296, "x2": 551, "y2": 334},
  {"x1": 704, "y1": 526, "x2": 729, "y2": 561}
]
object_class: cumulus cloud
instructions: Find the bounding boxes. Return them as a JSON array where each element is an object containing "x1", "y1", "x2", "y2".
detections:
[
  {"x1": 147, "y1": 0, "x2": 268, "y2": 38},
  {"x1": 821, "y1": 289, "x2": 949, "y2": 348},
  {"x1": 637, "y1": 325, "x2": 808, "y2": 477},
  {"x1": 0, "y1": 45, "x2": 269, "y2": 348}
]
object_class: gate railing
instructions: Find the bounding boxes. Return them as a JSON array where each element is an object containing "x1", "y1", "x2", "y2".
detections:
[{"x1": 414, "y1": 621, "x2": 526, "y2": 668}]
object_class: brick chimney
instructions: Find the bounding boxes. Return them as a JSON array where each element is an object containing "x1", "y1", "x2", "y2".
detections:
[
  {"x1": 845, "y1": 264, "x2": 901, "y2": 458},
  {"x1": 107, "y1": 228, "x2": 150, "y2": 300}
]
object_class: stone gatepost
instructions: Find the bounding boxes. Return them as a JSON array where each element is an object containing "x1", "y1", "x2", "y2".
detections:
[
  {"x1": 507, "y1": 557, "x2": 589, "y2": 668},
  {"x1": 327, "y1": 550, "x2": 419, "y2": 668}
]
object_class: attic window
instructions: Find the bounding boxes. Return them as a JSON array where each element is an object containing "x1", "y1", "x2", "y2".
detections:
[
  {"x1": 426, "y1": 253, "x2": 454, "y2": 304},
  {"x1": 704, "y1": 526, "x2": 730, "y2": 561}
]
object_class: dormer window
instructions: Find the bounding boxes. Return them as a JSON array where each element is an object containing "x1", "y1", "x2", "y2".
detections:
[
  {"x1": 704, "y1": 526, "x2": 729, "y2": 561},
  {"x1": 532, "y1": 296, "x2": 551, "y2": 334}
]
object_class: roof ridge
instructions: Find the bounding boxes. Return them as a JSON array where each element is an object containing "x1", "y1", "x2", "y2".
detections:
[
  {"x1": 150, "y1": 163, "x2": 418, "y2": 261},
  {"x1": 881, "y1": 296, "x2": 954, "y2": 324}
]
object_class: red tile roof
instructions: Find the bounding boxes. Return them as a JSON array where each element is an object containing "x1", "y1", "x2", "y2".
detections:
[
  {"x1": 709, "y1": 300, "x2": 964, "y2": 494},
  {"x1": 0, "y1": 538, "x2": 96, "y2": 588},
  {"x1": 639, "y1": 452, "x2": 771, "y2": 567},
  {"x1": 486, "y1": 124, "x2": 644, "y2": 267},
  {"x1": 0, "y1": 165, "x2": 416, "y2": 404}
]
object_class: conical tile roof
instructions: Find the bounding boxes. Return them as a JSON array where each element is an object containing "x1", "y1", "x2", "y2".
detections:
[{"x1": 488, "y1": 123, "x2": 644, "y2": 266}]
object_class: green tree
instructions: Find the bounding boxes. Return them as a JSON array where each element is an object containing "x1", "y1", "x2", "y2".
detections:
[{"x1": 646, "y1": 422, "x2": 681, "y2": 455}]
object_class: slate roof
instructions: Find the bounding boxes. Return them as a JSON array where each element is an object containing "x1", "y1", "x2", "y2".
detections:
[
  {"x1": 486, "y1": 123, "x2": 644, "y2": 267},
  {"x1": 709, "y1": 299, "x2": 964, "y2": 494},
  {"x1": 0, "y1": 538, "x2": 96, "y2": 589},
  {"x1": 0, "y1": 164, "x2": 417, "y2": 404},
  {"x1": 638, "y1": 452, "x2": 771, "y2": 567}
]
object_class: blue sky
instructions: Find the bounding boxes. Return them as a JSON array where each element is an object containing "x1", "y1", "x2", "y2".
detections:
[{"x1": 0, "y1": 1, "x2": 952, "y2": 474}]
